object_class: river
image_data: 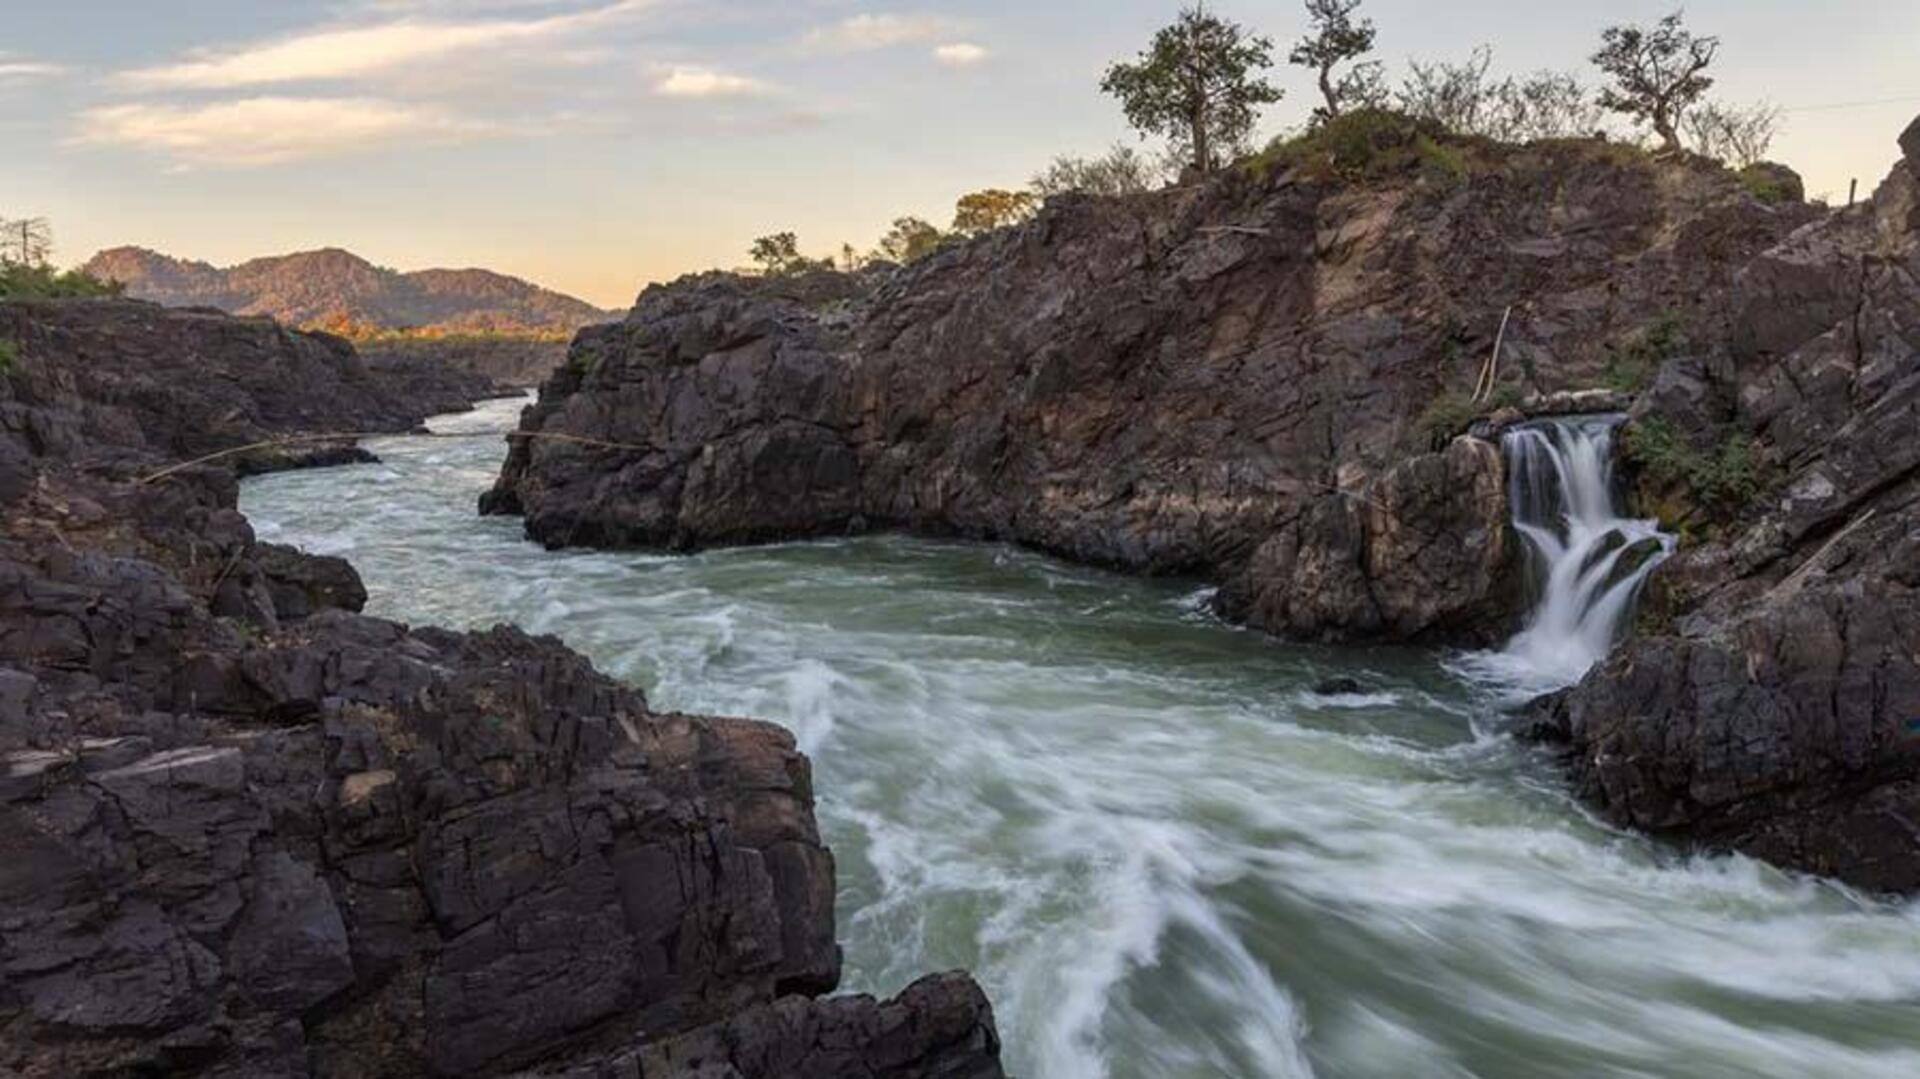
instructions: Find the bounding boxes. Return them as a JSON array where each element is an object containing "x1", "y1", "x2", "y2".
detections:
[{"x1": 241, "y1": 394, "x2": 1920, "y2": 1079}]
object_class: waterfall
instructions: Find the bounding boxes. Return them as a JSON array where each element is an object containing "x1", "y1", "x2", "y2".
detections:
[{"x1": 1457, "y1": 414, "x2": 1676, "y2": 696}]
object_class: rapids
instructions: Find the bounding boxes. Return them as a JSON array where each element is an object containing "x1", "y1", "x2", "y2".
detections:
[{"x1": 241, "y1": 395, "x2": 1920, "y2": 1079}]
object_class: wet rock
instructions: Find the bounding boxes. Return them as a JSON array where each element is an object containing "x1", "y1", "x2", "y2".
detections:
[{"x1": 1312, "y1": 676, "x2": 1365, "y2": 696}]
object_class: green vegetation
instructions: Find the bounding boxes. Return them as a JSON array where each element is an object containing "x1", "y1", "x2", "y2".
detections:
[
  {"x1": 1623, "y1": 415, "x2": 1761, "y2": 516},
  {"x1": 1602, "y1": 311, "x2": 1687, "y2": 392},
  {"x1": 1736, "y1": 162, "x2": 1800, "y2": 204},
  {"x1": 0, "y1": 338, "x2": 17, "y2": 375},
  {"x1": 1101, "y1": 5, "x2": 1282, "y2": 177},
  {"x1": 0, "y1": 262, "x2": 124, "y2": 300},
  {"x1": 1414, "y1": 383, "x2": 1523, "y2": 451},
  {"x1": 1252, "y1": 108, "x2": 1476, "y2": 185}
]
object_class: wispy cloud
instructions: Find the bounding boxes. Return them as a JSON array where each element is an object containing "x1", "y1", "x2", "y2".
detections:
[
  {"x1": 116, "y1": 0, "x2": 654, "y2": 90},
  {"x1": 802, "y1": 13, "x2": 956, "y2": 54},
  {"x1": 653, "y1": 66, "x2": 768, "y2": 99},
  {"x1": 933, "y1": 43, "x2": 989, "y2": 68},
  {"x1": 0, "y1": 54, "x2": 65, "y2": 81},
  {"x1": 74, "y1": 97, "x2": 488, "y2": 167}
]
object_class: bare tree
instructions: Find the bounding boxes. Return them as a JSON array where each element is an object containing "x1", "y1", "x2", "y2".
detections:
[
  {"x1": 1684, "y1": 100, "x2": 1781, "y2": 167},
  {"x1": 1591, "y1": 11, "x2": 1719, "y2": 153},
  {"x1": 0, "y1": 217, "x2": 52, "y2": 267},
  {"x1": 1398, "y1": 47, "x2": 1501, "y2": 136},
  {"x1": 1290, "y1": 0, "x2": 1383, "y2": 122},
  {"x1": 1400, "y1": 48, "x2": 1601, "y2": 143}
]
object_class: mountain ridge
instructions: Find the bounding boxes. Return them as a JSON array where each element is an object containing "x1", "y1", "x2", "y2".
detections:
[{"x1": 83, "y1": 245, "x2": 621, "y2": 335}]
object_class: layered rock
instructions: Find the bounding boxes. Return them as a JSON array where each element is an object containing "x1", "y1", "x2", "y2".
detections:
[
  {"x1": 486, "y1": 137, "x2": 1810, "y2": 644},
  {"x1": 0, "y1": 300, "x2": 1003, "y2": 1076},
  {"x1": 1529, "y1": 118, "x2": 1920, "y2": 893}
]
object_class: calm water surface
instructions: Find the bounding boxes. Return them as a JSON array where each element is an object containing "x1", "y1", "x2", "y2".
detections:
[{"x1": 242, "y1": 395, "x2": 1920, "y2": 1079}]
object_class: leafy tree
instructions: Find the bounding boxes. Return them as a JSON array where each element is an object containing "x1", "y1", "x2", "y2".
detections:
[
  {"x1": 1684, "y1": 100, "x2": 1780, "y2": 167},
  {"x1": 1100, "y1": 5, "x2": 1282, "y2": 177},
  {"x1": 952, "y1": 189, "x2": 1038, "y2": 235},
  {"x1": 0, "y1": 216, "x2": 53, "y2": 267},
  {"x1": 876, "y1": 217, "x2": 947, "y2": 264},
  {"x1": 838, "y1": 243, "x2": 866, "y2": 273},
  {"x1": 1591, "y1": 11, "x2": 1718, "y2": 152},
  {"x1": 1290, "y1": 0, "x2": 1383, "y2": 122},
  {"x1": 1030, "y1": 144, "x2": 1167, "y2": 197},
  {"x1": 748, "y1": 232, "x2": 807, "y2": 276}
]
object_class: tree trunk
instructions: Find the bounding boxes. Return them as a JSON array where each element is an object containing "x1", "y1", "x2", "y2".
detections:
[
  {"x1": 1653, "y1": 104, "x2": 1681, "y2": 152},
  {"x1": 1320, "y1": 63, "x2": 1340, "y2": 120},
  {"x1": 1192, "y1": 98, "x2": 1211, "y2": 175}
]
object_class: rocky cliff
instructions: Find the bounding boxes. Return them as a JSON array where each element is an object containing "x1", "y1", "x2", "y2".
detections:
[
  {"x1": 1527, "y1": 118, "x2": 1920, "y2": 893},
  {"x1": 485, "y1": 131, "x2": 1809, "y2": 648},
  {"x1": 0, "y1": 300, "x2": 1003, "y2": 1076}
]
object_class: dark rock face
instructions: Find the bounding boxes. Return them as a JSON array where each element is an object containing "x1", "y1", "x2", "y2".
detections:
[
  {"x1": 0, "y1": 300, "x2": 1004, "y2": 1076},
  {"x1": 1535, "y1": 118, "x2": 1920, "y2": 893},
  {"x1": 0, "y1": 299, "x2": 493, "y2": 474},
  {"x1": 487, "y1": 142, "x2": 1809, "y2": 644}
]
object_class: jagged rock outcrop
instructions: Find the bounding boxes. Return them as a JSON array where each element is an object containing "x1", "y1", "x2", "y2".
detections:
[
  {"x1": 486, "y1": 136, "x2": 1810, "y2": 644},
  {"x1": 0, "y1": 300, "x2": 1003, "y2": 1076},
  {"x1": 0, "y1": 299, "x2": 492, "y2": 473},
  {"x1": 1528, "y1": 118, "x2": 1920, "y2": 893}
]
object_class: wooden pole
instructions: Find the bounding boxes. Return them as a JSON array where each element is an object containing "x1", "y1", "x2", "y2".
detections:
[{"x1": 1848, "y1": 178, "x2": 1858, "y2": 207}]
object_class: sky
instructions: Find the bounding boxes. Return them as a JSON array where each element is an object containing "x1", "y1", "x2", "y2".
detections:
[{"x1": 2, "y1": 1, "x2": 1917, "y2": 308}]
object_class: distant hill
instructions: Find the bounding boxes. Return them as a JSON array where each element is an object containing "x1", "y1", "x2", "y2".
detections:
[{"x1": 83, "y1": 246, "x2": 619, "y2": 336}]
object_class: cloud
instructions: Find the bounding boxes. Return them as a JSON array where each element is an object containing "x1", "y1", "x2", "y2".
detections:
[
  {"x1": 932, "y1": 43, "x2": 989, "y2": 68},
  {"x1": 74, "y1": 97, "x2": 488, "y2": 167},
  {"x1": 802, "y1": 13, "x2": 955, "y2": 53},
  {"x1": 116, "y1": 0, "x2": 653, "y2": 90},
  {"x1": 653, "y1": 66, "x2": 768, "y2": 99},
  {"x1": 0, "y1": 55, "x2": 65, "y2": 81}
]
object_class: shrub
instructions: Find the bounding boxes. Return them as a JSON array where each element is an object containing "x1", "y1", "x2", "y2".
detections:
[
  {"x1": 1413, "y1": 383, "x2": 1522, "y2": 450},
  {"x1": 0, "y1": 263, "x2": 124, "y2": 300},
  {"x1": 1623, "y1": 416, "x2": 1761, "y2": 514},
  {"x1": 1736, "y1": 162, "x2": 1804, "y2": 204},
  {"x1": 1253, "y1": 108, "x2": 1478, "y2": 185},
  {"x1": 0, "y1": 338, "x2": 16, "y2": 375}
]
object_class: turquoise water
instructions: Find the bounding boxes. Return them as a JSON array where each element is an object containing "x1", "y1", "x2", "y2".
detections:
[{"x1": 242, "y1": 396, "x2": 1920, "y2": 1079}]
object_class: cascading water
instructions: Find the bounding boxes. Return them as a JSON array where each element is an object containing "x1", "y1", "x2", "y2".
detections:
[{"x1": 1458, "y1": 414, "x2": 1676, "y2": 696}]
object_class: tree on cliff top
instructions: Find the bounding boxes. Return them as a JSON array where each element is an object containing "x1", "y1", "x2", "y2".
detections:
[
  {"x1": 749, "y1": 232, "x2": 825, "y2": 276},
  {"x1": 952, "y1": 189, "x2": 1038, "y2": 236},
  {"x1": 1100, "y1": 5, "x2": 1282, "y2": 177},
  {"x1": 1290, "y1": 0, "x2": 1384, "y2": 123},
  {"x1": 1591, "y1": 11, "x2": 1719, "y2": 152}
]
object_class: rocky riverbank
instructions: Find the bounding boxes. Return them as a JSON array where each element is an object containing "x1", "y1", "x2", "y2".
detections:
[
  {"x1": 484, "y1": 129, "x2": 1809, "y2": 646},
  {"x1": 0, "y1": 300, "x2": 1003, "y2": 1076},
  {"x1": 1527, "y1": 117, "x2": 1920, "y2": 893},
  {"x1": 483, "y1": 118, "x2": 1919, "y2": 892}
]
